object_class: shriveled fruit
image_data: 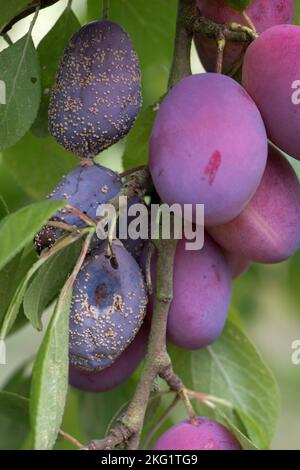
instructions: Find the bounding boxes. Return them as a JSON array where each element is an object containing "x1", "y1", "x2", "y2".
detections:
[
  {"x1": 243, "y1": 24, "x2": 300, "y2": 160},
  {"x1": 69, "y1": 244, "x2": 148, "y2": 371},
  {"x1": 149, "y1": 73, "x2": 267, "y2": 226},
  {"x1": 69, "y1": 321, "x2": 149, "y2": 392},
  {"x1": 153, "y1": 417, "x2": 242, "y2": 450},
  {"x1": 49, "y1": 20, "x2": 142, "y2": 158},
  {"x1": 208, "y1": 147, "x2": 300, "y2": 264}
]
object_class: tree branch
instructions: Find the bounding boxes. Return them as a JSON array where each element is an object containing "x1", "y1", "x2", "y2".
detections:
[{"x1": 187, "y1": 15, "x2": 258, "y2": 42}]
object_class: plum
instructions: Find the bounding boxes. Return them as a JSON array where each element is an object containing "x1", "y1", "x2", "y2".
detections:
[
  {"x1": 146, "y1": 235, "x2": 231, "y2": 350},
  {"x1": 208, "y1": 147, "x2": 300, "y2": 264},
  {"x1": 224, "y1": 250, "x2": 251, "y2": 279},
  {"x1": 69, "y1": 243, "x2": 148, "y2": 371},
  {"x1": 195, "y1": 0, "x2": 294, "y2": 73},
  {"x1": 69, "y1": 320, "x2": 149, "y2": 392},
  {"x1": 242, "y1": 24, "x2": 300, "y2": 160},
  {"x1": 35, "y1": 163, "x2": 121, "y2": 253},
  {"x1": 149, "y1": 73, "x2": 268, "y2": 226},
  {"x1": 48, "y1": 20, "x2": 142, "y2": 158},
  {"x1": 153, "y1": 417, "x2": 242, "y2": 450}
]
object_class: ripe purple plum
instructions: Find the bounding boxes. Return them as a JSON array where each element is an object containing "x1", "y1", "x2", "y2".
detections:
[
  {"x1": 49, "y1": 20, "x2": 142, "y2": 158},
  {"x1": 153, "y1": 417, "x2": 242, "y2": 450},
  {"x1": 145, "y1": 236, "x2": 231, "y2": 349},
  {"x1": 69, "y1": 244, "x2": 148, "y2": 371},
  {"x1": 69, "y1": 321, "x2": 149, "y2": 392},
  {"x1": 195, "y1": 0, "x2": 294, "y2": 73},
  {"x1": 208, "y1": 147, "x2": 300, "y2": 264},
  {"x1": 224, "y1": 250, "x2": 251, "y2": 279},
  {"x1": 35, "y1": 163, "x2": 121, "y2": 253},
  {"x1": 242, "y1": 24, "x2": 300, "y2": 160},
  {"x1": 149, "y1": 73, "x2": 268, "y2": 226}
]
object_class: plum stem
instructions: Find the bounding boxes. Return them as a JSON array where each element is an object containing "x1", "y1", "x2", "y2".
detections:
[
  {"x1": 102, "y1": 0, "x2": 110, "y2": 20},
  {"x1": 59, "y1": 429, "x2": 83, "y2": 449},
  {"x1": 215, "y1": 34, "x2": 226, "y2": 73}
]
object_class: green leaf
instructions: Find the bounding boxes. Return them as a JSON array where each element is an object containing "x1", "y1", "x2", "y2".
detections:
[
  {"x1": 0, "y1": 391, "x2": 30, "y2": 450},
  {"x1": 123, "y1": 101, "x2": 158, "y2": 169},
  {"x1": 224, "y1": 0, "x2": 252, "y2": 11},
  {"x1": 169, "y1": 310, "x2": 280, "y2": 449},
  {"x1": 87, "y1": 0, "x2": 176, "y2": 103},
  {"x1": 0, "y1": 36, "x2": 41, "y2": 150},
  {"x1": 32, "y1": 7, "x2": 81, "y2": 137},
  {"x1": 3, "y1": 132, "x2": 77, "y2": 199},
  {"x1": 30, "y1": 286, "x2": 72, "y2": 450},
  {"x1": 0, "y1": 195, "x2": 9, "y2": 219},
  {"x1": 0, "y1": 244, "x2": 37, "y2": 330},
  {"x1": 23, "y1": 241, "x2": 82, "y2": 330},
  {"x1": 0, "y1": 1, "x2": 29, "y2": 28},
  {"x1": 295, "y1": 0, "x2": 300, "y2": 24},
  {"x1": 0, "y1": 200, "x2": 64, "y2": 271}
]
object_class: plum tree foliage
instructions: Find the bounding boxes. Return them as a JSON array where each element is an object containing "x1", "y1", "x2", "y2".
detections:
[{"x1": 0, "y1": 0, "x2": 298, "y2": 452}]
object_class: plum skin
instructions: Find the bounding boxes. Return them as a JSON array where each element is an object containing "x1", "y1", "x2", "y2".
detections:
[
  {"x1": 69, "y1": 321, "x2": 149, "y2": 392},
  {"x1": 153, "y1": 417, "x2": 242, "y2": 450},
  {"x1": 149, "y1": 73, "x2": 268, "y2": 226},
  {"x1": 242, "y1": 24, "x2": 300, "y2": 161},
  {"x1": 35, "y1": 163, "x2": 121, "y2": 253},
  {"x1": 49, "y1": 20, "x2": 142, "y2": 159},
  {"x1": 69, "y1": 244, "x2": 148, "y2": 371},
  {"x1": 195, "y1": 0, "x2": 294, "y2": 73},
  {"x1": 208, "y1": 147, "x2": 300, "y2": 264}
]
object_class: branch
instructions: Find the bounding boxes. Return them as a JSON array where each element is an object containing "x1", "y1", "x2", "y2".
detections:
[
  {"x1": 0, "y1": 0, "x2": 60, "y2": 35},
  {"x1": 168, "y1": 0, "x2": 196, "y2": 89},
  {"x1": 187, "y1": 15, "x2": 258, "y2": 42}
]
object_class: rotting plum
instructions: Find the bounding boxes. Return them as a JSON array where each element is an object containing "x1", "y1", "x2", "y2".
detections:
[
  {"x1": 153, "y1": 417, "x2": 242, "y2": 450},
  {"x1": 69, "y1": 320, "x2": 149, "y2": 392},
  {"x1": 69, "y1": 243, "x2": 148, "y2": 371},
  {"x1": 194, "y1": 0, "x2": 294, "y2": 73},
  {"x1": 149, "y1": 73, "x2": 268, "y2": 226},
  {"x1": 35, "y1": 163, "x2": 121, "y2": 253},
  {"x1": 48, "y1": 20, "x2": 142, "y2": 159},
  {"x1": 242, "y1": 24, "x2": 300, "y2": 160},
  {"x1": 208, "y1": 146, "x2": 300, "y2": 264}
]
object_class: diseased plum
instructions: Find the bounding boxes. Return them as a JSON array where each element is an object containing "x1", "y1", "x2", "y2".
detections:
[
  {"x1": 69, "y1": 243, "x2": 148, "y2": 371},
  {"x1": 149, "y1": 73, "x2": 268, "y2": 226},
  {"x1": 195, "y1": 0, "x2": 294, "y2": 73},
  {"x1": 153, "y1": 417, "x2": 242, "y2": 450},
  {"x1": 69, "y1": 320, "x2": 149, "y2": 392},
  {"x1": 208, "y1": 147, "x2": 300, "y2": 264},
  {"x1": 48, "y1": 20, "x2": 142, "y2": 159},
  {"x1": 35, "y1": 163, "x2": 121, "y2": 253},
  {"x1": 242, "y1": 24, "x2": 300, "y2": 160}
]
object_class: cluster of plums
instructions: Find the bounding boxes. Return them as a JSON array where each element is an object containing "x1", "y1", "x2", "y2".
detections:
[{"x1": 35, "y1": 0, "x2": 300, "y2": 450}]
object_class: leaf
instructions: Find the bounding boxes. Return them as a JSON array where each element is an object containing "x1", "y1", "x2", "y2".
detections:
[
  {"x1": 0, "y1": 36, "x2": 41, "y2": 150},
  {"x1": 88, "y1": 0, "x2": 177, "y2": 103},
  {"x1": 169, "y1": 310, "x2": 280, "y2": 450},
  {"x1": 0, "y1": 1, "x2": 29, "y2": 28},
  {"x1": 0, "y1": 391, "x2": 30, "y2": 450},
  {"x1": 224, "y1": 0, "x2": 252, "y2": 11},
  {"x1": 123, "y1": 101, "x2": 158, "y2": 170},
  {"x1": 0, "y1": 195, "x2": 9, "y2": 219},
  {"x1": 30, "y1": 286, "x2": 72, "y2": 450},
  {"x1": 23, "y1": 241, "x2": 82, "y2": 330},
  {"x1": 0, "y1": 199, "x2": 64, "y2": 271},
  {"x1": 3, "y1": 132, "x2": 77, "y2": 199},
  {"x1": 0, "y1": 244, "x2": 37, "y2": 329},
  {"x1": 32, "y1": 6, "x2": 81, "y2": 137}
]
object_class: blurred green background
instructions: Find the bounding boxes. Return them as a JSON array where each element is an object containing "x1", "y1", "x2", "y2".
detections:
[{"x1": 0, "y1": 0, "x2": 300, "y2": 450}]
